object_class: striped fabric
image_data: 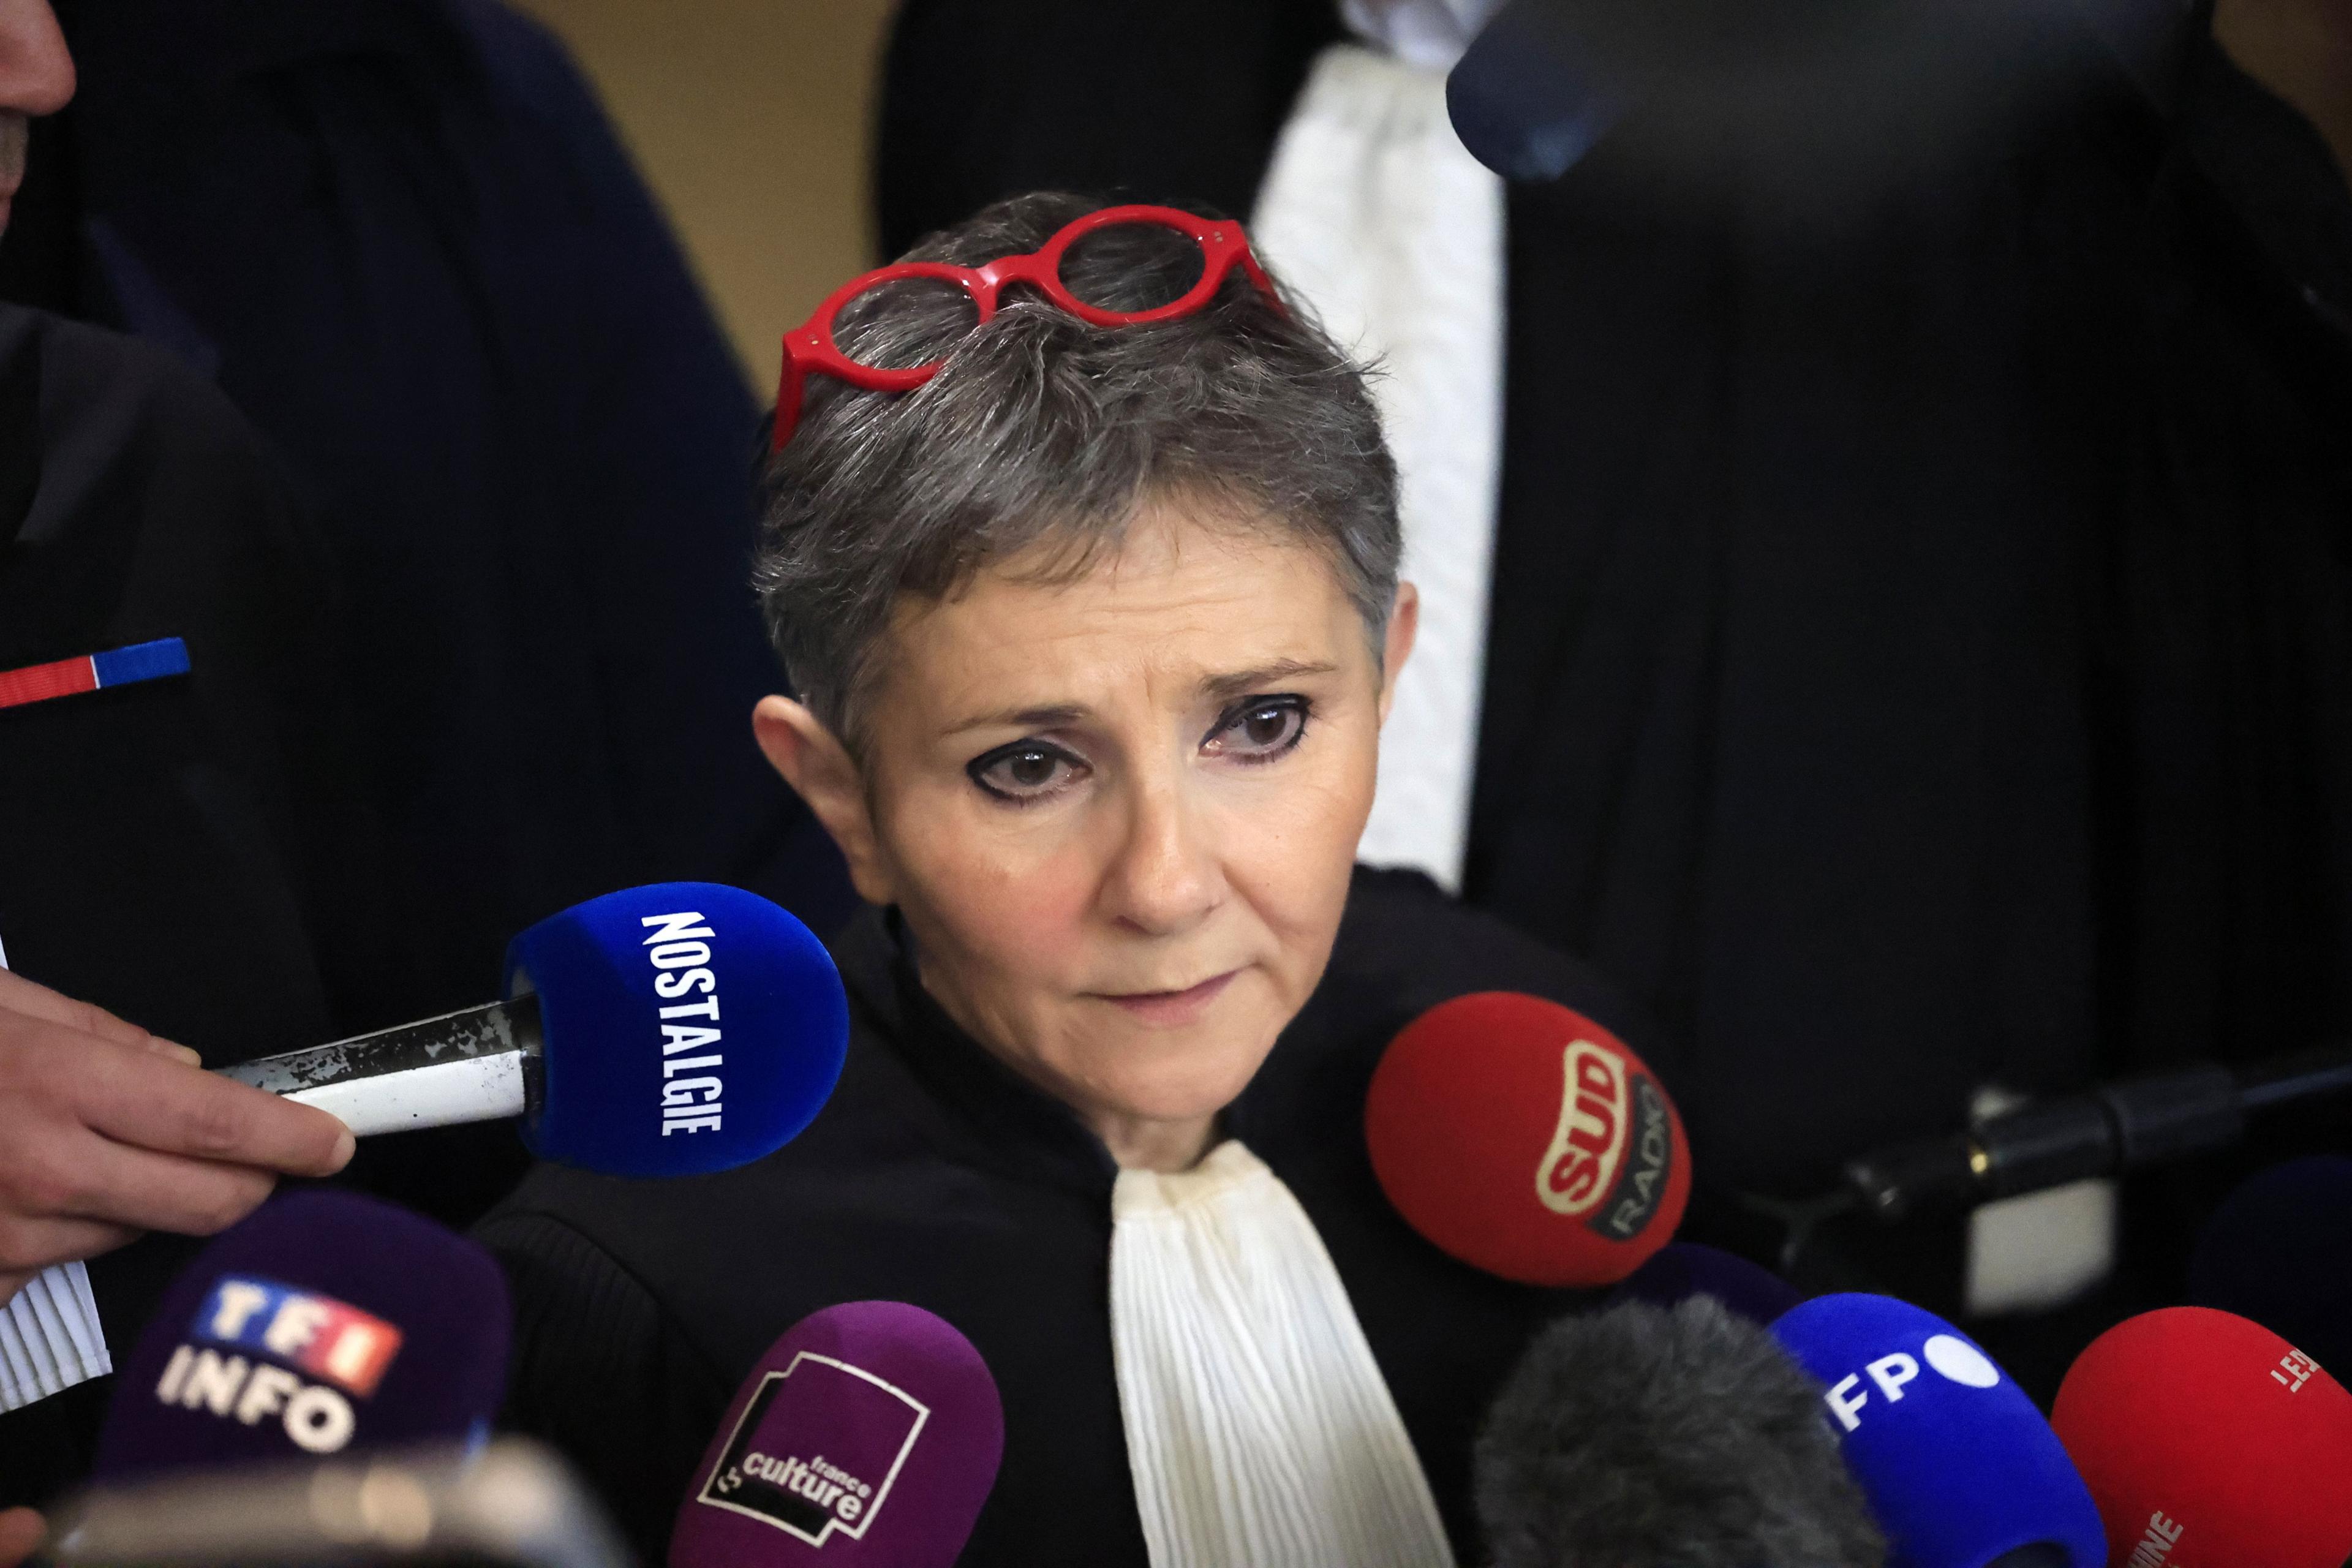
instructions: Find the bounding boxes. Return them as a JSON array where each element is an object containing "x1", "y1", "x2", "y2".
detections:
[
  {"x1": 1110, "y1": 1142, "x2": 1457, "y2": 1568},
  {"x1": 0, "y1": 923, "x2": 119, "y2": 1411},
  {"x1": 0, "y1": 1263, "x2": 112, "y2": 1412},
  {"x1": 0, "y1": 637, "x2": 190, "y2": 712}
]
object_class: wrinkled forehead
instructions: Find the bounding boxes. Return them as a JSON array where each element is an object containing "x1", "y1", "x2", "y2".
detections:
[{"x1": 869, "y1": 508, "x2": 1377, "y2": 734}]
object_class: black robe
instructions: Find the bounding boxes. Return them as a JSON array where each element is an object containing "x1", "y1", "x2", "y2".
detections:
[
  {"x1": 0, "y1": 0, "x2": 858, "y2": 1047},
  {"x1": 0, "y1": 0, "x2": 866, "y2": 1238},
  {"x1": 0, "y1": 303, "x2": 401, "y2": 1504},
  {"x1": 875, "y1": 3, "x2": 2352, "y2": 1230},
  {"x1": 479, "y1": 869, "x2": 1648, "y2": 1566}
]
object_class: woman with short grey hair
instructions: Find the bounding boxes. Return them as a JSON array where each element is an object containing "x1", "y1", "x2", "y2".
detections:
[{"x1": 483, "y1": 191, "x2": 1642, "y2": 1568}]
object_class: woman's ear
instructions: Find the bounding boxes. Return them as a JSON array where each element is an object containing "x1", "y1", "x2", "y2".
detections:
[
  {"x1": 753, "y1": 696, "x2": 897, "y2": 907},
  {"x1": 1377, "y1": 581, "x2": 1420, "y2": 726}
]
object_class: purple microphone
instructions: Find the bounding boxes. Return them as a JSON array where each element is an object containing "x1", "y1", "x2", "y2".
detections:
[
  {"x1": 92, "y1": 1189, "x2": 510, "y2": 1481},
  {"x1": 1607, "y1": 1241, "x2": 1805, "y2": 1326},
  {"x1": 669, "y1": 1302, "x2": 1004, "y2": 1568}
]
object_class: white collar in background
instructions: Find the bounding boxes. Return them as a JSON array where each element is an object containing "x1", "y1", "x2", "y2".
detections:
[{"x1": 1252, "y1": 40, "x2": 1507, "y2": 891}]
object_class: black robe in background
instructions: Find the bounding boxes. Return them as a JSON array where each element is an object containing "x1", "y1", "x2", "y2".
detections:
[
  {"x1": 0, "y1": 0, "x2": 857, "y2": 1059},
  {"x1": 876, "y1": 4, "x2": 2352, "y2": 1236},
  {"x1": 0, "y1": 303, "x2": 399, "y2": 1506},
  {"x1": 480, "y1": 869, "x2": 1645, "y2": 1567},
  {"x1": 0, "y1": 1, "x2": 862, "y2": 1501}
]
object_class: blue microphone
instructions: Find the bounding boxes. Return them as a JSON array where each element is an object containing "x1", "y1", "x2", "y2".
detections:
[
  {"x1": 1446, "y1": 0, "x2": 1627, "y2": 182},
  {"x1": 1446, "y1": 0, "x2": 2147, "y2": 202},
  {"x1": 92, "y1": 1190, "x2": 509, "y2": 1480},
  {"x1": 1771, "y1": 1294, "x2": 2105, "y2": 1568},
  {"x1": 223, "y1": 882, "x2": 850, "y2": 1178},
  {"x1": 2188, "y1": 1155, "x2": 2352, "y2": 1379}
]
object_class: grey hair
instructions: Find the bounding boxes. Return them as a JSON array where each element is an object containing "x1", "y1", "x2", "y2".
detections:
[{"x1": 753, "y1": 190, "x2": 1401, "y2": 747}]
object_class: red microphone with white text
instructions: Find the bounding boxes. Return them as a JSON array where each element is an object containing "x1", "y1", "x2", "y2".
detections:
[
  {"x1": 2052, "y1": 1306, "x2": 2352, "y2": 1568},
  {"x1": 1365, "y1": 992, "x2": 1691, "y2": 1287}
]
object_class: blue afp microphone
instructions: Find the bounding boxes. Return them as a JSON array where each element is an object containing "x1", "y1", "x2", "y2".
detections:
[
  {"x1": 222, "y1": 882, "x2": 850, "y2": 1178},
  {"x1": 1772, "y1": 1295, "x2": 2105, "y2": 1568},
  {"x1": 92, "y1": 1190, "x2": 509, "y2": 1480}
]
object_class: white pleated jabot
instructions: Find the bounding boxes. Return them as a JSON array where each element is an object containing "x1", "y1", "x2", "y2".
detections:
[{"x1": 1109, "y1": 1141, "x2": 1457, "y2": 1568}]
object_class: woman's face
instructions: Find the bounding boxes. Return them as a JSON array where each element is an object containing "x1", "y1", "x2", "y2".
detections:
[{"x1": 761, "y1": 499, "x2": 1412, "y2": 1160}]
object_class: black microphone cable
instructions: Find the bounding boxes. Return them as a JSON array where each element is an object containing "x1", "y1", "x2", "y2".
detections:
[{"x1": 1844, "y1": 1044, "x2": 2352, "y2": 1221}]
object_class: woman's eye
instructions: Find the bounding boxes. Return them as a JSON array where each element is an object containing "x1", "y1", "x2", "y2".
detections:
[
  {"x1": 968, "y1": 742, "x2": 1084, "y2": 802},
  {"x1": 1205, "y1": 696, "x2": 1309, "y2": 762},
  {"x1": 1004, "y1": 750, "x2": 1057, "y2": 788}
]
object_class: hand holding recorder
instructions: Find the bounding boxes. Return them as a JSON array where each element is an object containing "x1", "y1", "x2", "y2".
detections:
[{"x1": 0, "y1": 967, "x2": 352, "y2": 1300}]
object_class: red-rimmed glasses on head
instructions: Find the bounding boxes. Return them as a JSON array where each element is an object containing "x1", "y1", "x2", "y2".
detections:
[{"x1": 771, "y1": 204, "x2": 1284, "y2": 451}]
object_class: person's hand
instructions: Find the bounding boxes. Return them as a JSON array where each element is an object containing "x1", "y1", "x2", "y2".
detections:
[
  {"x1": 0, "y1": 1506, "x2": 43, "y2": 1568},
  {"x1": 0, "y1": 968, "x2": 354, "y2": 1300}
]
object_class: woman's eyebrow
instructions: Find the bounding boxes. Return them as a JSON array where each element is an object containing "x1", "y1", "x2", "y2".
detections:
[
  {"x1": 1199, "y1": 660, "x2": 1337, "y2": 705},
  {"x1": 944, "y1": 662, "x2": 1338, "y2": 736},
  {"x1": 946, "y1": 701, "x2": 1090, "y2": 736}
]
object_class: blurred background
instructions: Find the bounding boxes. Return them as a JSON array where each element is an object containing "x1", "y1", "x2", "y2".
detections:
[{"x1": 513, "y1": 0, "x2": 894, "y2": 396}]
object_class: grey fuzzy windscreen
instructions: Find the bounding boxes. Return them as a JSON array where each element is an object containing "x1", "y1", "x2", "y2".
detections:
[{"x1": 1476, "y1": 1297, "x2": 1887, "y2": 1568}]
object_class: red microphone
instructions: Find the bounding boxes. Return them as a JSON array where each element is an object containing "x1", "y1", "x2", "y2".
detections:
[
  {"x1": 2051, "y1": 1306, "x2": 2352, "y2": 1568},
  {"x1": 1364, "y1": 992, "x2": 1691, "y2": 1287}
]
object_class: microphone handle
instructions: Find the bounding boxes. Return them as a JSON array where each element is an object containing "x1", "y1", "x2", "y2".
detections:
[
  {"x1": 2237, "y1": 1044, "x2": 2352, "y2": 1110},
  {"x1": 216, "y1": 996, "x2": 543, "y2": 1136},
  {"x1": 1845, "y1": 1044, "x2": 2352, "y2": 1220}
]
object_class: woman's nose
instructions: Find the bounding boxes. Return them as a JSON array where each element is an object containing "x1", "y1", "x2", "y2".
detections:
[
  {"x1": 0, "y1": 0, "x2": 73, "y2": 119},
  {"x1": 1101, "y1": 774, "x2": 1222, "y2": 937}
]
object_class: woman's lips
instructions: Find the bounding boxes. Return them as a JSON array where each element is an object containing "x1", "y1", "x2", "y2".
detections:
[{"x1": 1096, "y1": 970, "x2": 1238, "y2": 1027}]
